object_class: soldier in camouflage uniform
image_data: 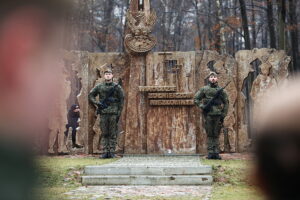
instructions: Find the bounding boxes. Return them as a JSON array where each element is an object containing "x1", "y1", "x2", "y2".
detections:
[
  {"x1": 89, "y1": 69, "x2": 124, "y2": 159},
  {"x1": 194, "y1": 72, "x2": 229, "y2": 160}
]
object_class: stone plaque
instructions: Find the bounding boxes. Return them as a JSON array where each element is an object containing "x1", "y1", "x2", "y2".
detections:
[
  {"x1": 150, "y1": 100, "x2": 194, "y2": 106},
  {"x1": 139, "y1": 86, "x2": 177, "y2": 92},
  {"x1": 148, "y1": 93, "x2": 194, "y2": 99}
]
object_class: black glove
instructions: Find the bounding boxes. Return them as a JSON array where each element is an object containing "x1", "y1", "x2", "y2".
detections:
[
  {"x1": 97, "y1": 102, "x2": 107, "y2": 110},
  {"x1": 116, "y1": 111, "x2": 121, "y2": 123},
  {"x1": 220, "y1": 114, "x2": 225, "y2": 124}
]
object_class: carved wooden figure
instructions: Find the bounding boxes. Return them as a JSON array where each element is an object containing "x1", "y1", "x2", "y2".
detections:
[
  {"x1": 48, "y1": 67, "x2": 71, "y2": 154},
  {"x1": 250, "y1": 62, "x2": 276, "y2": 119}
]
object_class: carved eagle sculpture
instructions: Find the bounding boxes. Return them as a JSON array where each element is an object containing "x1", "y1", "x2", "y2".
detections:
[
  {"x1": 126, "y1": 11, "x2": 156, "y2": 36},
  {"x1": 125, "y1": 10, "x2": 157, "y2": 53}
]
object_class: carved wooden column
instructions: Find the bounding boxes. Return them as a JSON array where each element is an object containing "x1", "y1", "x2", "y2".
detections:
[{"x1": 124, "y1": 0, "x2": 156, "y2": 154}]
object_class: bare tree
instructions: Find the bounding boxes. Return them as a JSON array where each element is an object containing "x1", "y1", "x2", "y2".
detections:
[
  {"x1": 288, "y1": 0, "x2": 299, "y2": 72},
  {"x1": 62, "y1": 0, "x2": 299, "y2": 72},
  {"x1": 277, "y1": 0, "x2": 286, "y2": 50},
  {"x1": 266, "y1": 0, "x2": 277, "y2": 48},
  {"x1": 239, "y1": 0, "x2": 251, "y2": 49}
]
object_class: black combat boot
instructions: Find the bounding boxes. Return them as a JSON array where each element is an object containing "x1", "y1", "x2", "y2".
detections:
[
  {"x1": 214, "y1": 153, "x2": 222, "y2": 160},
  {"x1": 108, "y1": 152, "x2": 116, "y2": 158},
  {"x1": 206, "y1": 153, "x2": 214, "y2": 159},
  {"x1": 72, "y1": 143, "x2": 83, "y2": 148},
  {"x1": 101, "y1": 152, "x2": 109, "y2": 159}
]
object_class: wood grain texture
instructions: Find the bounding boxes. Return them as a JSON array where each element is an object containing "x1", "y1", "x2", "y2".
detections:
[
  {"x1": 124, "y1": 56, "x2": 148, "y2": 154},
  {"x1": 235, "y1": 48, "x2": 290, "y2": 152},
  {"x1": 145, "y1": 51, "x2": 198, "y2": 154}
]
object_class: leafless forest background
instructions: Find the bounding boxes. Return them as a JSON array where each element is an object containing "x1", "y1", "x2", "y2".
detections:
[{"x1": 64, "y1": 0, "x2": 300, "y2": 72}]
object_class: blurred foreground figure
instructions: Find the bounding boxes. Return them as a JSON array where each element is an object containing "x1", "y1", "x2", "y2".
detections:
[
  {"x1": 254, "y1": 78, "x2": 300, "y2": 200},
  {"x1": 0, "y1": 1, "x2": 68, "y2": 199}
]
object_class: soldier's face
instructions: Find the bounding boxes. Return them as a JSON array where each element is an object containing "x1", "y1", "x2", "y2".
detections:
[
  {"x1": 209, "y1": 76, "x2": 218, "y2": 83},
  {"x1": 104, "y1": 73, "x2": 113, "y2": 81}
]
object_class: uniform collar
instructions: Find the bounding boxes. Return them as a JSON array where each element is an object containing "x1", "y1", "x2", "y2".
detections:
[
  {"x1": 105, "y1": 81, "x2": 113, "y2": 86},
  {"x1": 209, "y1": 82, "x2": 218, "y2": 88}
]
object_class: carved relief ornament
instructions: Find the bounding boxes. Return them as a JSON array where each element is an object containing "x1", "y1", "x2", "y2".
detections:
[{"x1": 125, "y1": 10, "x2": 157, "y2": 53}]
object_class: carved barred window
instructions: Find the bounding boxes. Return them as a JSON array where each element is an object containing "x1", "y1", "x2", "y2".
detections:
[{"x1": 165, "y1": 60, "x2": 179, "y2": 73}]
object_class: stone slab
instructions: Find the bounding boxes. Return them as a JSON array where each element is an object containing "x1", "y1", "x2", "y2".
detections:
[
  {"x1": 97, "y1": 155, "x2": 203, "y2": 167},
  {"x1": 82, "y1": 156, "x2": 212, "y2": 186},
  {"x1": 84, "y1": 166, "x2": 212, "y2": 175},
  {"x1": 82, "y1": 175, "x2": 213, "y2": 185}
]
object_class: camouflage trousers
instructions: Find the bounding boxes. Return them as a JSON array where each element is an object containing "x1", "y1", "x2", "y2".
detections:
[
  {"x1": 100, "y1": 114, "x2": 118, "y2": 153},
  {"x1": 204, "y1": 115, "x2": 222, "y2": 154}
]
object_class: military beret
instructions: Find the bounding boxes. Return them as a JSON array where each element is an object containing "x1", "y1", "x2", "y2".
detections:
[
  {"x1": 104, "y1": 69, "x2": 113, "y2": 74},
  {"x1": 207, "y1": 72, "x2": 218, "y2": 78}
]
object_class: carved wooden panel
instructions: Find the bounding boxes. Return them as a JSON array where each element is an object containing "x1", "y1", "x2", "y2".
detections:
[
  {"x1": 139, "y1": 86, "x2": 177, "y2": 92},
  {"x1": 150, "y1": 100, "x2": 194, "y2": 106},
  {"x1": 145, "y1": 51, "x2": 199, "y2": 154},
  {"x1": 148, "y1": 93, "x2": 194, "y2": 99}
]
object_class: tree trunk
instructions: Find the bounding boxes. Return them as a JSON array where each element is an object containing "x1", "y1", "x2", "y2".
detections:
[
  {"x1": 193, "y1": 0, "x2": 202, "y2": 50},
  {"x1": 251, "y1": 0, "x2": 257, "y2": 48},
  {"x1": 173, "y1": 0, "x2": 184, "y2": 51},
  {"x1": 277, "y1": 0, "x2": 286, "y2": 50},
  {"x1": 289, "y1": 0, "x2": 299, "y2": 72},
  {"x1": 239, "y1": 0, "x2": 251, "y2": 49},
  {"x1": 102, "y1": 0, "x2": 114, "y2": 52},
  {"x1": 266, "y1": 0, "x2": 277, "y2": 48},
  {"x1": 207, "y1": 0, "x2": 213, "y2": 50},
  {"x1": 217, "y1": 0, "x2": 226, "y2": 54}
]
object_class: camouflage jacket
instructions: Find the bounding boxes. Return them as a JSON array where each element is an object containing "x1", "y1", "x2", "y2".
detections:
[
  {"x1": 194, "y1": 83, "x2": 229, "y2": 117},
  {"x1": 88, "y1": 82, "x2": 124, "y2": 115}
]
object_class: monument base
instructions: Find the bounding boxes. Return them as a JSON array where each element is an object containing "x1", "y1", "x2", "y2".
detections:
[{"x1": 82, "y1": 156, "x2": 212, "y2": 185}]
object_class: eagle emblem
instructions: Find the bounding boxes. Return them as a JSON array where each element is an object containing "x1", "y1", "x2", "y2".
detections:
[{"x1": 125, "y1": 10, "x2": 157, "y2": 53}]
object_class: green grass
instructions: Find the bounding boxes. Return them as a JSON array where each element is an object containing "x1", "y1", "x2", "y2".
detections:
[
  {"x1": 36, "y1": 156, "x2": 118, "y2": 200},
  {"x1": 202, "y1": 159, "x2": 264, "y2": 200}
]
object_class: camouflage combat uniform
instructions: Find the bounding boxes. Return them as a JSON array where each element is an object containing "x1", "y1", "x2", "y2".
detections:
[
  {"x1": 89, "y1": 82, "x2": 124, "y2": 154},
  {"x1": 194, "y1": 82, "x2": 229, "y2": 156}
]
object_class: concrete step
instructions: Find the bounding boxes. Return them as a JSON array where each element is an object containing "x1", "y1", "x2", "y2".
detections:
[
  {"x1": 84, "y1": 166, "x2": 212, "y2": 176},
  {"x1": 82, "y1": 175, "x2": 213, "y2": 186},
  {"x1": 82, "y1": 156, "x2": 213, "y2": 186}
]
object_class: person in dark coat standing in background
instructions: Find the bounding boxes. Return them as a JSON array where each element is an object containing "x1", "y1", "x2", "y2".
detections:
[{"x1": 65, "y1": 104, "x2": 82, "y2": 148}]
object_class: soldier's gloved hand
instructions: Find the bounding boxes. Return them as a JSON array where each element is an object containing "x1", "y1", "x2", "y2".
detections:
[
  {"x1": 97, "y1": 102, "x2": 105, "y2": 109},
  {"x1": 116, "y1": 111, "x2": 121, "y2": 122},
  {"x1": 220, "y1": 114, "x2": 226, "y2": 124},
  {"x1": 96, "y1": 102, "x2": 102, "y2": 107},
  {"x1": 107, "y1": 97, "x2": 113, "y2": 102}
]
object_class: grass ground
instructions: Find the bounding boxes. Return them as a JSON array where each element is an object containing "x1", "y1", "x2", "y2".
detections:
[
  {"x1": 37, "y1": 156, "x2": 118, "y2": 200},
  {"x1": 202, "y1": 159, "x2": 264, "y2": 200},
  {"x1": 38, "y1": 155, "x2": 264, "y2": 200}
]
